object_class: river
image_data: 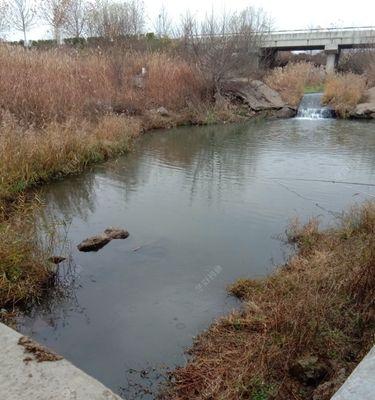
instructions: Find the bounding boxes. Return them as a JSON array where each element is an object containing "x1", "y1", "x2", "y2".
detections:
[{"x1": 17, "y1": 118, "x2": 375, "y2": 398}]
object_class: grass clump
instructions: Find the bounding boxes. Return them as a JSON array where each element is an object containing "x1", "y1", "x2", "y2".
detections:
[
  {"x1": 165, "y1": 202, "x2": 375, "y2": 400},
  {"x1": 0, "y1": 199, "x2": 55, "y2": 308},
  {"x1": 323, "y1": 73, "x2": 367, "y2": 118}
]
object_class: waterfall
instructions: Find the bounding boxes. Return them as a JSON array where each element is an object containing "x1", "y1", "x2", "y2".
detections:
[{"x1": 296, "y1": 93, "x2": 335, "y2": 119}]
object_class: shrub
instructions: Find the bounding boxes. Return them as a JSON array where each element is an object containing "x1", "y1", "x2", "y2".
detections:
[
  {"x1": 265, "y1": 62, "x2": 325, "y2": 107},
  {"x1": 323, "y1": 73, "x2": 367, "y2": 117}
]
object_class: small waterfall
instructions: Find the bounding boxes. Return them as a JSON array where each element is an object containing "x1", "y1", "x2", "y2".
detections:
[{"x1": 296, "y1": 93, "x2": 334, "y2": 119}]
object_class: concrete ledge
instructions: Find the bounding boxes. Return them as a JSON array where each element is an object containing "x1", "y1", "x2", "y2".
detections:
[
  {"x1": 331, "y1": 346, "x2": 375, "y2": 400},
  {"x1": 0, "y1": 323, "x2": 123, "y2": 400}
]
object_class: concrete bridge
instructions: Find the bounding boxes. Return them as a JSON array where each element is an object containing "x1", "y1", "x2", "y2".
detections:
[{"x1": 261, "y1": 26, "x2": 375, "y2": 72}]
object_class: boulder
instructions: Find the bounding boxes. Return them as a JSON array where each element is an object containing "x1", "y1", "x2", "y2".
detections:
[
  {"x1": 104, "y1": 227, "x2": 129, "y2": 240},
  {"x1": 275, "y1": 106, "x2": 297, "y2": 118},
  {"x1": 156, "y1": 107, "x2": 170, "y2": 117},
  {"x1": 350, "y1": 87, "x2": 375, "y2": 119},
  {"x1": 77, "y1": 227, "x2": 129, "y2": 252},
  {"x1": 222, "y1": 79, "x2": 287, "y2": 111},
  {"x1": 290, "y1": 355, "x2": 329, "y2": 386},
  {"x1": 77, "y1": 235, "x2": 111, "y2": 252}
]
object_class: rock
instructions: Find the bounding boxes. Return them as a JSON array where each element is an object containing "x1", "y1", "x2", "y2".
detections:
[
  {"x1": 350, "y1": 87, "x2": 375, "y2": 119},
  {"x1": 222, "y1": 79, "x2": 287, "y2": 111},
  {"x1": 104, "y1": 227, "x2": 129, "y2": 240},
  {"x1": 156, "y1": 106, "x2": 170, "y2": 117},
  {"x1": 290, "y1": 355, "x2": 329, "y2": 386},
  {"x1": 313, "y1": 368, "x2": 347, "y2": 400},
  {"x1": 48, "y1": 256, "x2": 66, "y2": 264},
  {"x1": 77, "y1": 235, "x2": 111, "y2": 252},
  {"x1": 275, "y1": 106, "x2": 297, "y2": 118}
]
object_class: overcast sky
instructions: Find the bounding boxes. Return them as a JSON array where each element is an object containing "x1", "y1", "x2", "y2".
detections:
[{"x1": 9, "y1": 0, "x2": 375, "y2": 41}]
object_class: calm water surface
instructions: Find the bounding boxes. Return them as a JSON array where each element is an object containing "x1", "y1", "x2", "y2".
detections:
[{"x1": 18, "y1": 118, "x2": 375, "y2": 398}]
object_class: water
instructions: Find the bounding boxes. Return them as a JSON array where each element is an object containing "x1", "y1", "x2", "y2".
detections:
[
  {"x1": 18, "y1": 118, "x2": 375, "y2": 398},
  {"x1": 296, "y1": 92, "x2": 335, "y2": 119}
]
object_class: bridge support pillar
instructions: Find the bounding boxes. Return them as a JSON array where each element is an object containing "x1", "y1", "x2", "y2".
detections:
[{"x1": 325, "y1": 45, "x2": 340, "y2": 74}]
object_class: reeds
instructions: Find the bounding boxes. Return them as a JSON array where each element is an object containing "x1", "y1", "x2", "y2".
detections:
[
  {"x1": 323, "y1": 73, "x2": 367, "y2": 118},
  {"x1": 265, "y1": 62, "x2": 325, "y2": 107}
]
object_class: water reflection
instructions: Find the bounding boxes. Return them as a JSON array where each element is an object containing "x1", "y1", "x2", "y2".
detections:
[{"x1": 18, "y1": 118, "x2": 375, "y2": 398}]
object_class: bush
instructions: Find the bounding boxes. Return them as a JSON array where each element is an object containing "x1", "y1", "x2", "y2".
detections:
[
  {"x1": 323, "y1": 73, "x2": 367, "y2": 117},
  {"x1": 265, "y1": 62, "x2": 325, "y2": 107}
]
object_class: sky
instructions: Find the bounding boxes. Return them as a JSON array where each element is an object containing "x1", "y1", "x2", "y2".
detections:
[{"x1": 8, "y1": 0, "x2": 375, "y2": 41}]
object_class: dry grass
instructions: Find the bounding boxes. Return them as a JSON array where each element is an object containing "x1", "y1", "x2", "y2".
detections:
[
  {"x1": 0, "y1": 198, "x2": 56, "y2": 308},
  {"x1": 0, "y1": 45, "x2": 205, "y2": 126},
  {"x1": 323, "y1": 73, "x2": 367, "y2": 118},
  {"x1": 0, "y1": 44, "x2": 209, "y2": 310},
  {"x1": 0, "y1": 112, "x2": 141, "y2": 201},
  {"x1": 166, "y1": 202, "x2": 375, "y2": 400},
  {"x1": 265, "y1": 62, "x2": 325, "y2": 107}
]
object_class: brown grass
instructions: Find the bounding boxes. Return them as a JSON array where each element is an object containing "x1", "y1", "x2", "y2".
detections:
[
  {"x1": 265, "y1": 62, "x2": 325, "y2": 107},
  {"x1": 0, "y1": 44, "x2": 240, "y2": 310},
  {"x1": 0, "y1": 198, "x2": 55, "y2": 308},
  {"x1": 323, "y1": 73, "x2": 367, "y2": 118},
  {"x1": 165, "y1": 202, "x2": 375, "y2": 400},
  {"x1": 0, "y1": 45, "x2": 205, "y2": 126}
]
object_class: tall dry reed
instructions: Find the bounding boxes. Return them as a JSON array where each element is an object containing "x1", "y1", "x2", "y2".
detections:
[
  {"x1": 323, "y1": 73, "x2": 367, "y2": 117},
  {"x1": 265, "y1": 62, "x2": 325, "y2": 106}
]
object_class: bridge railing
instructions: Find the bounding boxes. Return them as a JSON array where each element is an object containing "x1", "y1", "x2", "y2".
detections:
[{"x1": 264, "y1": 26, "x2": 375, "y2": 35}]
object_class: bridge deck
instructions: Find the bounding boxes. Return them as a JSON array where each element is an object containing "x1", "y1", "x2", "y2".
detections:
[{"x1": 262, "y1": 27, "x2": 375, "y2": 51}]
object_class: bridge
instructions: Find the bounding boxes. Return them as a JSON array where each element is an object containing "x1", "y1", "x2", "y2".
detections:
[{"x1": 261, "y1": 26, "x2": 375, "y2": 72}]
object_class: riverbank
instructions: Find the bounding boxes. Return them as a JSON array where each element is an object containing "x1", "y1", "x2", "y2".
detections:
[
  {"x1": 1, "y1": 42, "x2": 301, "y2": 312},
  {"x1": 165, "y1": 201, "x2": 375, "y2": 400},
  {"x1": 0, "y1": 108, "x2": 246, "y2": 312}
]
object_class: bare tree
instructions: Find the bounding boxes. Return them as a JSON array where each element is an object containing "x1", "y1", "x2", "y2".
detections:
[
  {"x1": 178, "y1": 7, "x2": 271, "y2": 92},
  {"x1": 42, "y1": 0, "x2": 72, "y2": 43},
  {"x1": 154, "y1": 4, "x2": 171, "y2": 38},
  {"x1": 0, "y1": 0, "x2": 9, "y2": 36},
  {"x1": 8, "y1": 0, "x2": 37, "y2": 44},
  {"x1": 86, "y1": 0, "x2": 144, "y2": 39},
  {"x1": 127, "y1": 0, "x2": 143, "y2": 35},
  {"x1": 64, "y1": 0, "x2": 87, "y2": 38}
]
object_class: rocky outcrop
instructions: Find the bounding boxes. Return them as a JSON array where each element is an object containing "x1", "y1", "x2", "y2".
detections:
[
  {"x1": 77, "y1": 227, "x2": 129, "y2": 252},
  {"x1": 350, "y1": 87, "x2": 375, "y2": 119},
  {"x1": 222, "y1": 79, "x2": 296, "y2": 117}
]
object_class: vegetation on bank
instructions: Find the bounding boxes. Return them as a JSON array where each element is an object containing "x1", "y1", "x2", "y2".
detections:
[
  {"x1": 265, "y1": 62, "x2": 325, "y2": 107},
  {"x1": 0, "y1": 44, "x2": 241, "y2": 310},
  {"x1": 323, "y1": 73, "x2": 367, "y2": 118},
  {"x1": 166, "y1": 202, "x2": 375, "y2": 400}
]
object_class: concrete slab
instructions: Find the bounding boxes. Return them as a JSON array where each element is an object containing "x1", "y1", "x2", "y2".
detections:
[
  {"x1": 331, "y1": 346, "x2": 375, "y2": 400},
  {"x1": 0, "y1": 322, "x2": 123, "y2": 400}
]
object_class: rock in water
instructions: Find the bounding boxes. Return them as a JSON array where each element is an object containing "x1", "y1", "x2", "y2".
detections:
[
  {"x1": 48, "y1": 256, "x2": 66, "y2": 264},
  {"x1": 104, "y1": 227, "x2": 129, "y2": 240},
  {"x1": 77, "y1": 235, "x2": 111, "y2": 252}
]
